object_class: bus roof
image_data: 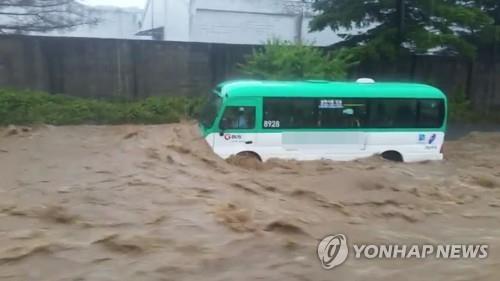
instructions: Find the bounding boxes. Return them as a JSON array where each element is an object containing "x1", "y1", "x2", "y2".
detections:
[{"x1": 216, "y1": 80, "x2": 447, "y2": 99}]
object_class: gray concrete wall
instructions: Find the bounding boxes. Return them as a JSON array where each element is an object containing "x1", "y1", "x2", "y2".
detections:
[
  {"x1": 352, "y1": 54, "x2": 500, "y2": 109},
  {"x1": 0, "y1": 35, "x2": 498, "y2": 109},
  {"x1": 0, "y1": 35, "x2": 253, "y2": 98}
]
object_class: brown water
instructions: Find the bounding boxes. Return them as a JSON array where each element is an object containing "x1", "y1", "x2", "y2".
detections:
[{"x1": 0, "y1": 123, "x2": 499, "y2": 281}]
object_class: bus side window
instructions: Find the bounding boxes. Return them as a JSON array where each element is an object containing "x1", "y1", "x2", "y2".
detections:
[
  {"x1": 318, "y1": 99, "x2": 367, "y2": 128},
  {"x1": 220, "y1": 106, "x2": 256, "y2": 130},
  {"x1": 370, "y1": 99, "x2": 417, "y2": 128},
  {"x1": 263, "y1": 98, "x2": 316, "y2": 129}
]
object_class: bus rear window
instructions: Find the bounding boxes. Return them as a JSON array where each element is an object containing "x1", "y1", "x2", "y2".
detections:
[{"x1": 418, "y1": 99, "x2": 445, "y2": 128}]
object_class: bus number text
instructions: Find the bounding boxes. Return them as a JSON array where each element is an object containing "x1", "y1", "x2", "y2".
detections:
[{"x1": 264, "y1": 120, "x2": 280, "y2": 128}]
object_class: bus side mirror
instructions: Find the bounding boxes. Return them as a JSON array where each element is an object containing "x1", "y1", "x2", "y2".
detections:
[{"x1": 219, "y1": 118, "x2": 228, "y2": 136}]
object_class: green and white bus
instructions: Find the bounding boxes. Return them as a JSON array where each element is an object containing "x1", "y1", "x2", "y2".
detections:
[{"x1": 199, "y1": 80, "x2": 447, "y2": 162}]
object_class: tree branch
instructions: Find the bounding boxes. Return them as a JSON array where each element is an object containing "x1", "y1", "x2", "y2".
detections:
[{"x1": 0, "y1": 0, "x2": 99, "y2": 34}]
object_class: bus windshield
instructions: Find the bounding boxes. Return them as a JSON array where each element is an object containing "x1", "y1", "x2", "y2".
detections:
[{"x1": 199, "y1": 95, "x2": 221, "y2": 128}]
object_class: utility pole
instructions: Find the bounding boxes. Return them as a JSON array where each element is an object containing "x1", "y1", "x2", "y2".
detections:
[
  {"x1": 296, "y1": 0, "x2": 312, "y2": 44},
  {"x1": 396, "y1": 0, "x2": 406, "y2": 46},
  {"x1": 296, "y1": 4, "x2": 304, "y2": 44}
]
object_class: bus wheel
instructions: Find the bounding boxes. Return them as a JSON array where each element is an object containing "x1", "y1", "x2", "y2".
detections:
[
  {"x1": 381, "y1": 151, "x2": 403, "y2": 162},
  {"x1": 237, "y1": 151, "x2": 262, "y2": 162}
]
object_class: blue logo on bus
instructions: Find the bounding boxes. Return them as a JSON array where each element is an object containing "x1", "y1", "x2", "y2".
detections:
[
  {"x1": 418, "y1": 134, "x2": 426, "y2": 142},
  {"x1": 428, "y1": 134, "x2": 437, "y2": 144}
]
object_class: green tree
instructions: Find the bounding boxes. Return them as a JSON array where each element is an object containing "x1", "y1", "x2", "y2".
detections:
[
  {"x1": 310, "y1": 0, "x2": 493, "y2": 59},
  {"x1": 470, "y1": 0, "x2": 499, "y2": 55},
  {"x1": 240, "y1": 39, "x2": 357, "y2": 80}
]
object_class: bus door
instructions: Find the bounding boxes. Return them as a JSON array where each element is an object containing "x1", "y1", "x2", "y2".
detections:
[
  {"x1": 282, "y1": 131, "x2": 367, "y2": 156},
  {"x1": 213, "y1": 104, "x2": 258, "y2": 157},
  {"x1": 321, "y1": 131, "x2": 367, "y2": 154}
]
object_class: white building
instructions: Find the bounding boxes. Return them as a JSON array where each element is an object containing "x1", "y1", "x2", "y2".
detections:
[
  {"x1": 137, "y1": 0, "x2": 342, "y2": 46},
  {"x1": 33, "y1": 6, "x2": 143, "y2": 40}
]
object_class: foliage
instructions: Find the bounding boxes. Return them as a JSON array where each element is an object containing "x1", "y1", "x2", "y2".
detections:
[
  {"x1": 310, "y1": 0, "x2": 494, "y2": 60},
  {"x1": 448, "y1": 86, "x2": 473, "y2": 122},
  {"x1": 0, "y1": 0, "x2": 97, "y2": 34},
  {"x1": 475, "y1": 0, "x2": 499, "y2": 24},
  {"x1": 239, "y1": 39, "x2": 358, "y2": 80},
  {"x1": 467, "y1": 0, "x2": 500, "y2": 56},
  {"x1": 447, "y1": 87, "x2": 500, "y2": 123},
  {"x1": 0, "y1": 89, "x2": 203, "y2": 125}
]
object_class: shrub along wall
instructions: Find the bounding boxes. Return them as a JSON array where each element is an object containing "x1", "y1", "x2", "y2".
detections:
[
  {"x1": 0, "y1": 89, "x2": 203, "y2": 125},
  {"x1": 0, "y1": 35, "x2": 498, "y2": 110}
]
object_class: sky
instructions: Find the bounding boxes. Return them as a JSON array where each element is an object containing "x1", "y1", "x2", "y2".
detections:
[{"x1": 79, "y1": 0, "x2": 147, "y2": 8}]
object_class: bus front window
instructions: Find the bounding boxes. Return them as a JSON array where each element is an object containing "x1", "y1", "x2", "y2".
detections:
[{"x1": 199, "y1": 96, "x2": 221, "y2": 129}]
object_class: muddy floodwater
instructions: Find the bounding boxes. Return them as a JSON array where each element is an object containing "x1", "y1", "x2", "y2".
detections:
[{"x1": 1, "y1": 123, "x2": 500, "y2": 281}]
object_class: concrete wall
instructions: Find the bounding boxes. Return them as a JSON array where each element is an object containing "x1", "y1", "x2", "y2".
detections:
[
  {"x1": 353, "y1": 55, "x2": 500, "y2": 109},
  {"x1": 0, "y1": 35, "x2": 498, "y2": 109},
  {"x1": 0, "y1": 35, "x2": 251, "y2": 98}
]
